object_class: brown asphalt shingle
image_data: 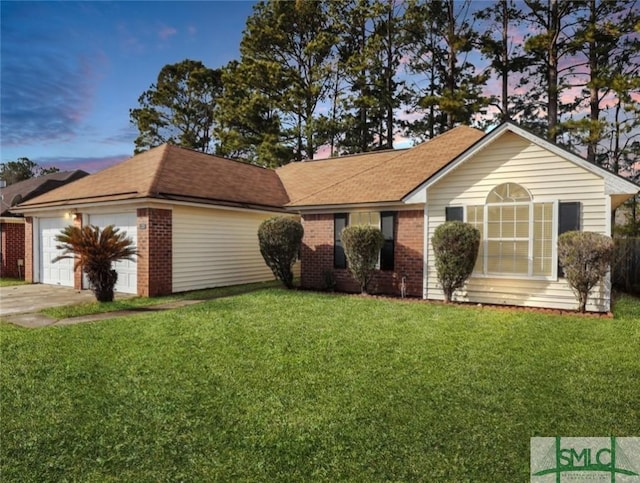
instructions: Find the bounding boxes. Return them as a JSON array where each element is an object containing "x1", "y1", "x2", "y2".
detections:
[
  {"x1": 278, "y1": 125, "x2": 485, "y2": 207},
  {"x1": 16, "y1": 126, "x2": 484, "y2": 212},
  {"x1": 1, "y1": 170, "x2": 89, "y2": 216},
  {"x1": 17, "y1": 145, "x2": 290, "y2": 210}
]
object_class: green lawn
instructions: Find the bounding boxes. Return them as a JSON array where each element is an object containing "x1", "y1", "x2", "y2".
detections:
[
  {"x1": 40, "y1": 280, "x2": 281, "y2": 320},
  {"x1": 1, "y1": 290, "x2": 638, "y2": 482},
  {"x1": 0, "y1": 277, "x2": 28, "y2": 287}
]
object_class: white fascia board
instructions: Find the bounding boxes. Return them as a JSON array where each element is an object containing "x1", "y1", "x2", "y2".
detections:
[
  {"x1": 13, "y1": 198, "x2": 286, "y2": 217},
  {"x1": 285, "y1": 202, "x2": 421, "y2": 215}
]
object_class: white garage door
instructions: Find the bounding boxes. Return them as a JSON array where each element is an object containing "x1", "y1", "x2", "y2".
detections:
[
  {"x1": 40, "y1": 217, "x2": 74, "y2": 287},
  {"x1": 88, "y1": 213, "x2": 138, "y2": 294}
]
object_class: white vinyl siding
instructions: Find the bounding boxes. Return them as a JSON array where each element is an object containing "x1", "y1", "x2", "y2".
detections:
[
  {"x1": 427, "y1": 132, "x2": 609, "y2": 312},
  {"x1": 172, "y1": 206, "x2": 294, "y2": 292},
  {"x1": 88, "y1": 213, "x2": 138, "y2": 294}
]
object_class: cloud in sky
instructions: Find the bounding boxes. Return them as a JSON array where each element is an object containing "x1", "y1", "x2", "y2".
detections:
[
  {"x1": 158, "y1": 25, "x2": 178, "y2": 40},
  {"x1": 0, "y1": 25, "x2": 104, "y2": 148},
  {"x1": 38, "y1": 154, "x2": 130, "y2": 174}
]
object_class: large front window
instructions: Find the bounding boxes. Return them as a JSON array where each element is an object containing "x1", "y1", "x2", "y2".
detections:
[
  {"x1": 469, "y1": 183, "x2": 554, "y2": 278},
  {"x1": 333, "y1": 211, "x2": 395, "y2": 270}
]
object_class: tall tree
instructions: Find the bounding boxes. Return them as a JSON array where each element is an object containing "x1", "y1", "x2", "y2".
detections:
[
  {"x1": 214, "y1": 60, "x2": 292, "y2": 167},
  {"x1": 217, "y1": 0, "x2": 335, "y2": 165},
  {"x1": 475, "y1": 0, "x2": 528, "y2": 123},
  {"x1": 520, "y1": 0, "x2": 585, "y2": 141},
  {"x1": 404, "y1": 0, "x2": 489, "y2": 139},
  {"x1": 562, "y1": 0, "x2": 639, "y2": 165},
  {"x1": 329, "y1": 0, "x2": 406, "y2": 154},
  {"x1": 0, "y1": 158, "x2": 59, "y2": 186},
  {"x1": 130, "y1": 59, "x2": 223, "y2": 154}
]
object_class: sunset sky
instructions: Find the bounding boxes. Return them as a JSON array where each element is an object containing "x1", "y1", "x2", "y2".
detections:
[{"x1": 1, "y1": 1, "x2": 255, "y2": 172}]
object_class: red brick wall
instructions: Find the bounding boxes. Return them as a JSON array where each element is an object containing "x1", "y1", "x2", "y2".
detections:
[
  {"x1": 301, "y1": 210, "x2": 424, "y2": 297},
  {"x1": 137, "y1": 208, "x2": 172, "y2": 297},
  {"x1": 1, "y1": 221, "x2": 25, "y2": 279}
]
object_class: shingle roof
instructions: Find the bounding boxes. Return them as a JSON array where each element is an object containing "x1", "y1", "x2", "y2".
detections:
[
  {"x1": 1, "y1": 170, "x2": 89, "y2": 216},
  {"x1": 277, "y1": 125, "x2": 485, "y2": 207},
  {"x1": 16, "y1": 126, "x2": 485, "y2": 213},
  {"x1": 17, "y1": 144, "x2": 290, "y2": 211}
]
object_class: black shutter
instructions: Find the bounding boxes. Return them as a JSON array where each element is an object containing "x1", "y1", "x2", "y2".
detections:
[
  {"x1": 558, "y1": 202, "x2": 580, "y2": 277},
  {"x1": 380, "y1": 211, "x2": 395, "y2": 271},
  {"x1": 334, "y1": 213, "x2": 348, "y2": 269},
  {"x1": 445, "y1": 206, "x2": 464, "y2": 221}
]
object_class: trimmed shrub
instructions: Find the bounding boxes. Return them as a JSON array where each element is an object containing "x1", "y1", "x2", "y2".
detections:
[
  {"x1": 431, "y1": 221, "x2": 480, "y2": 303},
  {"x1": 258, "y1": 216, "x2": 304, "y2": 289},
  {"x1": 558, "y1": 231, "x2": 614, "y2": 312},
  {"x1": 54, "y1": 225, "x2": 137, "y2": 302},
  {"x1": 342, "y1": 224, "x2": 384, "y2": 294}
]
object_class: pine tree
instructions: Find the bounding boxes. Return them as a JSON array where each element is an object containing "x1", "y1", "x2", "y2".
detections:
[
  {"x1": 475, "y1": 0, "x2": 528, "y2": 123},
  {"x1": 562, "y1": 0, "x2": 639, "y2": 165},
  {"x1": 520, "y1": 0, "x2": 585, "y2": 141},
  {"x1": 403, "y1": 0, "x2": 489, "y2": 139},
  {"x1": 330, "y1": 0, "x2": 406, "y2": 153},
  {"x1": 130, "y1": 59, "x2": 222, "y2": 154},
  {"x1": 216, "y1": 0, "x2": 335, "y2": 165}
]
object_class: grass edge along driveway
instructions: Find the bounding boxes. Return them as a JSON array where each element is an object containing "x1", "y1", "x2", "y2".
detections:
[{"x1": 2, "y1": 289, "x2": 638, "y2": 482}]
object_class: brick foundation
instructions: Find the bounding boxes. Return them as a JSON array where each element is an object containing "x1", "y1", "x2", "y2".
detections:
[
  {"x1": 137, "y1": 208, "x2": 172, "y2": 297},
  {"x1": 1, "y1": 221, "x2": 25, "y2": 279},
  {"x1": 301, "y1": 210, "x2": 424, "y2": 297}
]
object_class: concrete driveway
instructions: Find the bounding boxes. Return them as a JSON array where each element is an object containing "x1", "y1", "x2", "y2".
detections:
[{"x1": 1, "y1": 284, "x2": 101, "y2": 316}]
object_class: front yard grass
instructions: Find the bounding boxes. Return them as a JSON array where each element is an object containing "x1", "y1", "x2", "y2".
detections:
[
  {"x1": 0, "y1": 277, "x2": 28, "y2": 287},
  {"x1": 40, "y1": 279, "x2": 281, "y2": 319},
  {"x1": 2, "y1": 290, "x2": 638, "y2": 481}
]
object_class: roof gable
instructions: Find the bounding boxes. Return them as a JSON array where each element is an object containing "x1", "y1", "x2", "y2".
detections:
[{"x1": 403, "y1": 122, "x2": 640, "y2": 203}]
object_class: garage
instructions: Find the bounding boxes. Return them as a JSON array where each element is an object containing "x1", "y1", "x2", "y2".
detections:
[
  {"x1": 88, "y1": 213, "x2": 138, "y2": 294},
  {"x1": 39, "y1": 217, "x2": 74, "y2": 287}
]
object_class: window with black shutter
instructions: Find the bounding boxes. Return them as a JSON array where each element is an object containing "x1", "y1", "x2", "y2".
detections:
[
  {"x1": 557, "y1": 202, "x2": 580, "y2": 277},
  {"x1": 445, "y1": 206, "x2": 464, "y2": 221},
  {"x1": 380, "y1": 211, "x2": 395, "y2": 271},
  {"x1": 334, "y1": 213, "x2": 348, "y2": 269}
]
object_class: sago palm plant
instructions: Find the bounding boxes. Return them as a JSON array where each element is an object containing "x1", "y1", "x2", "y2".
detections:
[{"x1": 54, "y1": 224, "x2": 137, "y2": 302}]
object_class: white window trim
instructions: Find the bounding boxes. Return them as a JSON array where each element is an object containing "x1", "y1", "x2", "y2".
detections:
[{"x1": 463, "y1": 198, "x2": 559, "y2": 281}]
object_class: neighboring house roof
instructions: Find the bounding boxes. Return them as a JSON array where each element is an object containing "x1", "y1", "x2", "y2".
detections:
[
  {"x1": 1, "y1": 170, "x2": 89, "y2": 216},
  {"x1": 16, "y1": 144, "x2": 290, "y2": 212},
  {"x1": 278, "y1": 125, "x2": 485, "y2": 208}
]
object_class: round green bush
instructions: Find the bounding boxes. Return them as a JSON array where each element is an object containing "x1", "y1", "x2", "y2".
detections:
[
  {"x1": 558, "y1": 230, "x2": 613, "y2": 312},
  {"x1": 342, "y1": 224, "x2": 385, "y2": 294},
  {"x1": 432, "y1": 221, "x2": 480, "y2": 303},
  {"x1": 258, "y1": 216, "x2": 304, "y2": 289}
]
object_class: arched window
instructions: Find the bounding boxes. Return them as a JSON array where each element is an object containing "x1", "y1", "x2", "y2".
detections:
[
  {"x1": 486, "y1": 183, "x2": 532, "y2": 275},
  {"x1": 466, "y1": 183, "x2": 554, "y2": 278}
]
